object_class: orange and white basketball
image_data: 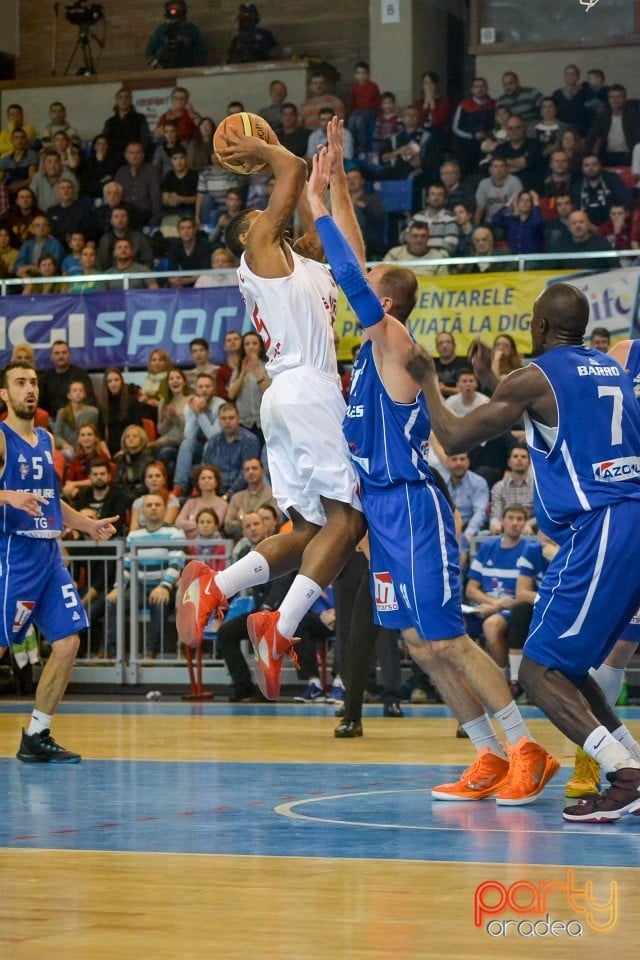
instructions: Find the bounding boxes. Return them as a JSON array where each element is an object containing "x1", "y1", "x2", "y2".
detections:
[{"x1": 213, "y1": 112, "x2": 279, "y2": 174}]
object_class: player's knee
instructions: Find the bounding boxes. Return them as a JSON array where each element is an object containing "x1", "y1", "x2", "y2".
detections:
[
  {"x1": 519, "y1": 656, "x2": 545, "y2": 697},
  {"x1": 51, "y1": 633, "x2": 81, "y2": 660}
]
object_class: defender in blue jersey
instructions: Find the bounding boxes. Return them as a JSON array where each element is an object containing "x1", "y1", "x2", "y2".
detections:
[
  {"x1": 408, "y1": 284, "x2": 640, "y2": 823},
  {"x1": 0, "y1": 361, "x2": 118, "y2": 763},
  {"x1": 307, "y1": 128, "x2": 559, "y2": 806}
]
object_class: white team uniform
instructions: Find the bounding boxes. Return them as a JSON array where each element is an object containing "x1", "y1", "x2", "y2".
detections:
[{"x1": 238, "y1": 249, "x2": 361, "y2": 526}]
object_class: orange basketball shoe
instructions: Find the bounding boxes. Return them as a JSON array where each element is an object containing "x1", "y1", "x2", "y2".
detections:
[
  {"x1": 176, "y1": 560, "x2": 229, "y2": 648},
  {"x1": 248, "y1": 610, "x2": 299, "y2": 701},
  {"x1": 431, "y1": 747, "x2": 510, "y2": 801},
  {"x1": 495, "y1": 737, "x2": 560, "y2": 806}
]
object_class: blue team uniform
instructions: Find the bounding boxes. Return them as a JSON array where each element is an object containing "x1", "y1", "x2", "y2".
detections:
[
  {"x1": 619, "y1": 340, "x2": 640, "y2": 644},
  {"x1": 516, "y1": 540, "x2": 546, "y2": 590},
  {"x1": 0, "y1": 422, "x2": 87, "y2": 647},
  {"x1": 465, "y1": 536, "x2": 527, "y2": 637},
  {"x1": 523, "y1": 345, "x2": 640, "y2": 680},
  {"x1": 343, "y1": 340, "x2": 465, "y2": 638}
]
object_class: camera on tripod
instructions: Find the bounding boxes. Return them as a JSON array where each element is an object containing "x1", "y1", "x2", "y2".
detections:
[{"x1": 64, "y1": 1, "x2": 105, "y2": 27}]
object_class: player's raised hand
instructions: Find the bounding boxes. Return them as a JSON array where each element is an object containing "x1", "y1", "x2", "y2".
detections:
[
  {"x1": 217, "y1": 130, "x2": 266, "y2": 168},
  {"x1": 326, "y1": 116, "x2": 344, "y2": 176},
  {"x1": 7, "y1": 491, "x2": 48, "y2": 516},
  {"x1": 307, "y1": 147, "x2": 331, "y2": 217},
  {"x1": 468, "y1": 336, "x2": 492, "y2": 380},
  {"x1": 405, "y1": 343, "x2": 436, "y2": 385}
]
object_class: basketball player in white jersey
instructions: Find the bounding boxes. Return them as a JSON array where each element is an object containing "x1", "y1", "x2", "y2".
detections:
[{"x1": 176, "y1": 128, "x2": 365, "y2": 700}]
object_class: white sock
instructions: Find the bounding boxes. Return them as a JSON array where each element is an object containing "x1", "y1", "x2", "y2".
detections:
[
  {"x1": 277, "y1": 575, "x2": 322, "y2": 638},
  {"x1": 584, "y1": 724, "x2": 640, "y2": 774},
  {"x1": 27, "y1": 709, "x2": 52, "y2": 736},
  {"x1": 494, "y1": 701, "x2": 531, "y2": 746},
  {"x1": 215, "y1": 551, "x2": 270, "y2": 598},
  {"x1": 461, "y1": 713, "x2": 507, "y2": 758},
  {"x1": 509, "y1": 652, "x2": 523, "y2": 683},
  {"x1": 612, "y1": 724, "x2": 640, "y2": 762},
  {"x1": 589, "y1": 663, "x2": 626, "y2": 708}
]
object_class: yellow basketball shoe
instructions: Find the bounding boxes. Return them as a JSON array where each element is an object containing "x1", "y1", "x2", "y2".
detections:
[{"x1": 565, "y1": 747, "x2": 601, "y2": 798}]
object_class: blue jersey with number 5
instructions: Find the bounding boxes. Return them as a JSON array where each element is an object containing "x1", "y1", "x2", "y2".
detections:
[
  {"x1": 0, "y1": 423, "x2": 63, "y2": 537},
  {"x1": 525, "y1": 345, "x2": 640, "y2": 540}
]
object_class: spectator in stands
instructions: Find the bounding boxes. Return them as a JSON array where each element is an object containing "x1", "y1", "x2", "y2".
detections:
[
  {"x1": 587, "y1": 83, "x2": 640, "y2": 167},
  {"x1": 493, "y1": 115, "x2": 544, "y2": 191},
  {"x1": 413, "y1": 69, "x2": 452, "y2": 133},
  {"x1": 478, "y1": 105, "x2": 511, "y2": 167},
  {"x1": 97, "y1": 205, "x2": 154, "y2": 271},
  {"x1": 0, "y1": 104, "x2": 36, "y2": 157},
  {"x1": 61, "y1": 423, "x2": 112, "y2": 502},
  {"x1": 440, "y1": 159, "x2": 476, "y2": 214},
  {"x1": 184, "y1": 339, "x2": 218, "y2": 393},
  {"x1": 54, "y1": 379, "x2": 101, "y2": 462},
  {"x1": 93, "y1": 181, "x2": 128, "y2": 236},
  {"x1": 492, "y1": 189, "x2": 545, "y2": 256},
  {"x1": 195, "y1": 150, "x2": 244, "y2": 228},
  {"x1": 175, "y1": 463, "x2": 228, "y2": 536},
  {"x1": 413, "y1": 184, "x2": 458, "y2": 256},
  {"x1": 14, "y1": 214, "x2": 64, "y2": 278},
  {"x1": 51, "y1": 131, "x2": 81, "y2": 178},
  {"x1": 571, "y1": 154, "x2": 632, "y2": 226},
  {"x1": 201, "y1": 400, "x2": 260, "y2": 495},
  {"x1": 226, "y1": 331, "x2": 270, "y2": 442},
  {"x1": 632, "y1": 140, "x2": 640, "y2": 186},
  {"x1": 226, "y1": 2, "x2": 278, "y2": 63},
  {"x1": 38, "y1": 340, "x2": 96, "y2": 418},
  {"x1": 347, "y1": 61, "x2": 382, "y2": 156},
  {"x1": 113, "y1": 424, "x2": 155, "y2": 506},
  {"x1": 39, "y1": 101, "x2": 81, "y2": 149},
  {"x1": 533, "y1": 97, "x2": 569, "y2": 158},
  {"x1": 452, "y1": 202, "x2": 475, "y2": 257},
  {"x1": 74, "y1": 459, "x2": 128, "y2": 536},
  {"x1": 489, "y1": 444, "x2": 535, "y2": 534},
  {"x1": 383, "y1": 220, "x2": 448, "y2": 276},
  {"x1": 445, "y1": 366, "x2": 489, "y2": 417},
  {"x1": 154, "y1": 87, "x2": 200, "y2": 143},
  {"x1": 590, "y1": 327, "x2": 611, "y2": 350},
  {"x1": 99, "y1": 367, "x2": 149, "y2": 458},
  {"x1": 114, "y1": 142, "x2": 162, "y2": 228},
  {"x1": 160, "y1": 147, "x2": 198, "y2": 225},
  {"x1": 491, "y1": 333, "x2": 522, "y2": 380},
  {"x1": 1, "y1": 186, "x2": 42, "y2": 248},
  {"x1": 0, "y1": 128, "x2": 39, "y2": 197},
  {"x1": 29, "y1": 150, "x2": 79, "y2": 213},
  {"x1": 496, "y1": 71, "x2": 543, "y2": 126},
  {"x1": 185, "y1": 507, "x2": 226, "y2": 571},
  {"x1": 102, "y1": 89, "x2": 151, "y2": 165},
  {"x1": 187, "y1": 117, "x2": 216, "y2": 173},
  {"x1": 47, "y1": 178, "x2": 96, "y2": 248},
  {"x1": 129, "y1": 460, "x2": 180, "y2": 531},
  {"x1": 61, "y1": 231, "x2": 86, "y2": 276},
  {"x1": 105, "y1": 238, "x2": 159, "y2": 290},
  {"x1": 139, "y1": 348, "x2": 171, "y2": 409},
  {"x1": 345, "y1": 165, "x2": 384, "y2": 259},
  {"x1": 167, "y1": 216, "x2": 211, "y2": 286},
  {"x1": 307, "y1": 108, "x2": 354, "y2": 161},
  {"x1": 278, "y1": 102, "x2": 309, "y2": 159},
  {"x1": 585, "y1": 68, "x2": 609, "y2": 125},
  {"x1": 0, "y1": 225, "x2": 17, "y2": 275},
  {"x1": 434, "y1": 332, "x2": 469, "y2": 397},
  {"x1": 598, "y1": 203, "x2": 639, "y2": 257},
  {"x1": 559, "y1": 127, "x2": 585, "y2": 177},
  {"x1": 452, "y1": 77, "x2": 495, "y2": 174},
  {"x1": 223, "y1": 456, "x2": 278, "y2": 540},
  {"x1": 544, "y1": 193, "x2": 574, "y2": 251},
  {"x1": 257, "y1": 502, "x2": 280, "y2": 535},
  {"x1": 475, "y1": 156, "x2": 522, "y2": 226},
  {"x1": 106, "y1": 493, "x2": 185, "y2": 659},
  {"x1": 72, "y1": 244, "x2": 105, "y2": 293},
  {"x1": 373, "y1": 92, "x2": 400, "y2": 154},
  {"x1": 552, "y1": 64, "x2": 590, "y2": 134},
  {"x1": 301, "y1": 71, "x2": 345, "y2": 130},
  {"x1": 216, "y1": 330, "x2": 242, "y2": 399},
  {"x1": 152, "y1": 120, "x2": 185, "y2": 178},
  {"x1": 444, "y1": 451, "x2": 490, "y2": 542},
  {"x1": 459, "y1": 226, "x2": 512, "y2": 273},
  {"x1": 465, "y1": 505, "x2": 529, "y2": 675},
  {"x1": 542, "y1": 149, "x2": 573, "y2": 199},
  {"x1": 155, "y1": 366, "x2": 190, "y2": 479},
  {"x1": 209, "y1": 187, "x2": 245, "y2": 249},
  {"x1": 21, "y1": 254, "x2": 66, "y2": 295},
  {"x1": 146, "y1": 0, "x2": 206, "y2": 68},
  {"x1": 172, "y1": 373, "x2": 224, "y2": 496},
  {"x1": 554, "y1": 208, "x2": 615, "y2": 270},
  {"x1": 258, "y1": 80, "x2": 288, "y2": 135}
]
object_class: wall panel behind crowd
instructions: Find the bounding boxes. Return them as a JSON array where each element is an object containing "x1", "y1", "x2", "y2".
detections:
[{"x1": 16, "y1": 0, "x2": 368, "y2": 93}]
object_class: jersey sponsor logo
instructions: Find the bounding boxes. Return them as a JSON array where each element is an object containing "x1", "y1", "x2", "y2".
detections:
[
  {"x1": 345, "y1": 404, "x2": 364, "y2": 418},
  {"x1": 577, "y1": 364, "x2": 621, "y2": 377},
  {"x1": 12, "y1": 600, "x2": 34, "y2": 633},
  {"x1": 19, "y1": 462, "x2": 29, "y2": 480},
  {"x1": 592, "y1": 456, "x2": 640, "y2": 481},
  {"x1": 373, "y1": 571, "x2": 399, "y2": 611}
]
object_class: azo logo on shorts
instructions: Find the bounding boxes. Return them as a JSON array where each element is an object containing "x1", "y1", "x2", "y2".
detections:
[
  {"x1": 373, "y1": 571, "x2": 399, "y2": 611},
  {"x1": 12, "y1": 600, "x2": 35, "y2": 633},
  {"x1": 592, "y1": 456, "x2": 640, "y2": 481}
]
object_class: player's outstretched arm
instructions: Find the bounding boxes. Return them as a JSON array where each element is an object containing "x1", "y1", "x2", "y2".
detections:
[
  {"x1": 326, "y1": 118, "x2": 366, "y2": 270},
  {"x1": 61, "y1": 500, "x2": 119, "y2": 541}
]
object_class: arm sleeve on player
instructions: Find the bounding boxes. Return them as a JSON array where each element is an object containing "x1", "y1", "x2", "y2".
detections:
[{"x1": 315, "y1": 215, "x2": 384, "y2": 328}]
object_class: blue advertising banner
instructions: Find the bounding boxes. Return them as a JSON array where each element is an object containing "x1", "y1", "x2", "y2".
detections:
[{"x1": 0, "y1": 286, "x2": 249, "y2": 368}]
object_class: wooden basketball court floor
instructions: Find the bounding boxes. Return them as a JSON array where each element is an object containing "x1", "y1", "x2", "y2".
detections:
[{"x1": 1, "y1": 699, "x2": 640, "y2": 959}]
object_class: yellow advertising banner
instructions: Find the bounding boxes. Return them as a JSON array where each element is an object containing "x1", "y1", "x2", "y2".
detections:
[{"x1": 335, "y1": 270, "x2": 567, "y2": 360}]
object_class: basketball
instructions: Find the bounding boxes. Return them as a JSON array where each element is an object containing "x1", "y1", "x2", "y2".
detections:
[{"x1": 213, "y1": 112, "x2": 279, "y2": 174}]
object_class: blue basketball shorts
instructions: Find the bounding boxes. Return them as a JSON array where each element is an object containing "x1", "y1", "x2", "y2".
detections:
[
  {"x1": 619, "y1": 607, "x2": 640, "y2": 645},
  {"x1": 0, "y1": 534, "x2": 88, "y2": 647},
  {"x1": 363, "y1": 481, "x2": 465, "y2": 640},
  {"x1": 524, "y1": 501, "x2": 640, "y2": 682}
]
